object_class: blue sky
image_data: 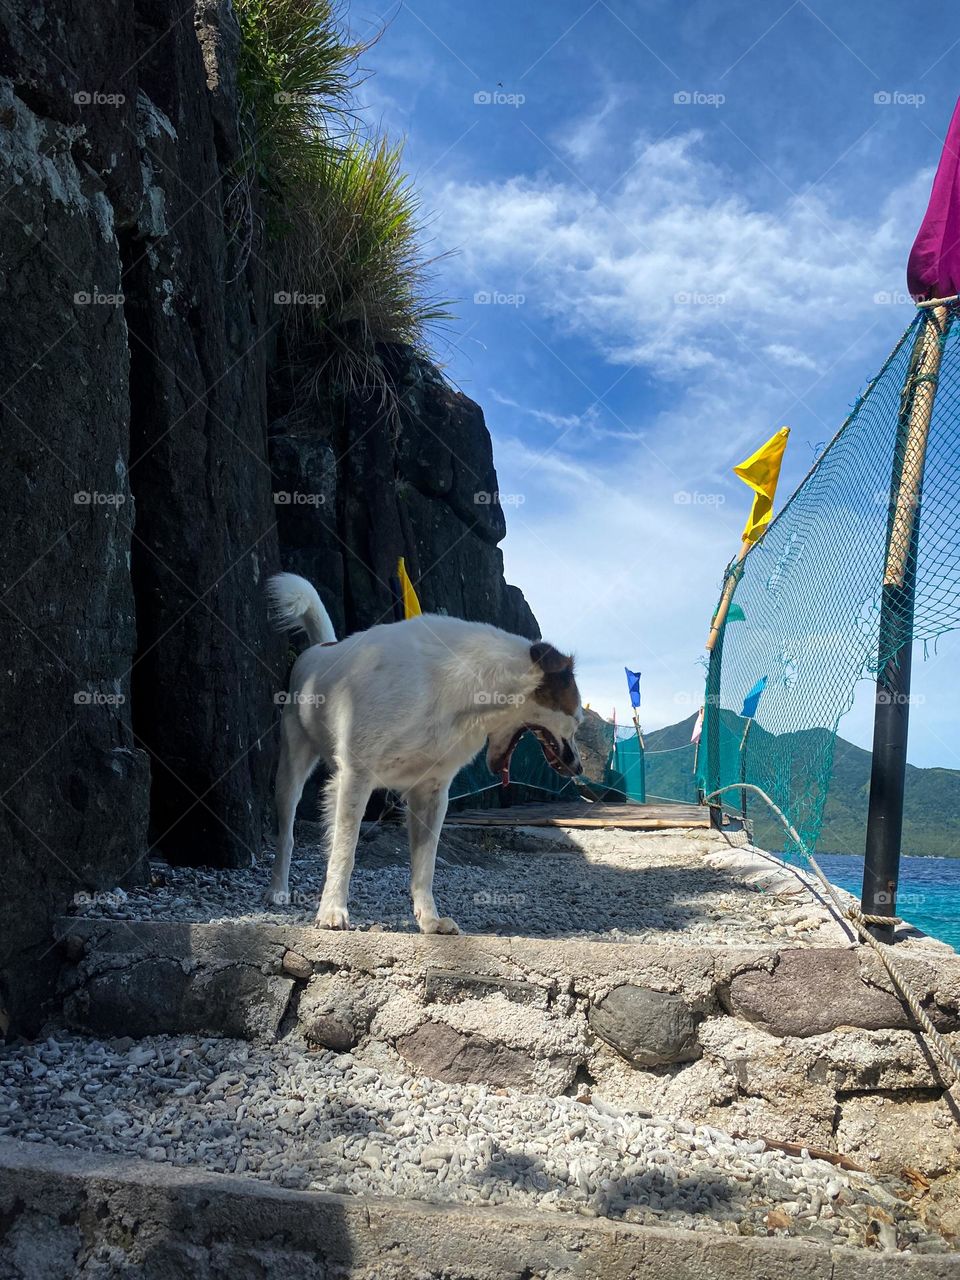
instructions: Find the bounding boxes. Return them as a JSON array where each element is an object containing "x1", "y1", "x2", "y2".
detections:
[{"x1": 352, "y1": 0, "x2": 960, "y2": 767}]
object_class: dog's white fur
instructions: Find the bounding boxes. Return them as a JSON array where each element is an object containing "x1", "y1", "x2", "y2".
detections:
[{"x1": 265, "y1": 572, "x2": 583, "y2": 933}]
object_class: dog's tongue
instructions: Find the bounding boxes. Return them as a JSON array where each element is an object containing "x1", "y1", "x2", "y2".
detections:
[{"x1": 500, "y1": 763, "x2": 511, "y2": 787}]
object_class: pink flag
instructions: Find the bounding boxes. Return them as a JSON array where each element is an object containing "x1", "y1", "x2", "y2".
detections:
[{"x1": 907, "y1": 97, "x2": 960, "y2": 301}]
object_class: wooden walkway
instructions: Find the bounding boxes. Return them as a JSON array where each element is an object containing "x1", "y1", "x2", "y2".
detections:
[{"x1": 446, "y1": 801, "x2": 708, "y2": 831}]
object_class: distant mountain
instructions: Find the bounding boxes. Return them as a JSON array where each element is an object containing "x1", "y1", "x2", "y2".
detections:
[{"x1": 644, "y1": 714, "x2": 960, "y2": 858}]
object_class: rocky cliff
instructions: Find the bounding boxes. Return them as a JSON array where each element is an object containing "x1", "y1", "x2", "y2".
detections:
[{"x1": 0, "y1": 0, "x2": 536, "y2": 1034}]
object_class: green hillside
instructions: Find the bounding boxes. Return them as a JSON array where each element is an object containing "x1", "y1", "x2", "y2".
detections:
[{"x1": 644, "y1": 714, "x2": 960, "y2": 857}]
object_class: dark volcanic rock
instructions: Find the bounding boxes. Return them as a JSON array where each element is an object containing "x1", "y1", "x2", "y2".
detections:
[
  {"x1": 588, "y1": 986, "x2": 703, "y2": 1067},
  {"x1": 726, "y1": 949, "x2": 914, "y2": 1038},
  {"x1": 0, "y1": 2, "x2": 538, "y2": 1034},
  {"x1": 272, "y1": 347, "x2": 540, "y2": 640},
  {"x1": 397, "y1": 1020, "x2": 553, "y2": 1088},
  {"x1": 0, "y1": 43, "x2": 150, "y2": 1036},
  {"x1": 120, "y1": 6, "x2": 282, "y2": 868},
  {"x1": 64, "y1": 957, "x2": 293, "y2": 1041},
  {"x1": 304, "y1": 1013, "x2": 358, "y2": 1052}
]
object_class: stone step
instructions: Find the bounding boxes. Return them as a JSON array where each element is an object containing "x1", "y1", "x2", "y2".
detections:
[
  {"x1": 53, "y1": 917, "x2": 960, "y2": 1193},
  {"x1": 1, "y1": 1137, "x2": 957, "y2": 1277}
]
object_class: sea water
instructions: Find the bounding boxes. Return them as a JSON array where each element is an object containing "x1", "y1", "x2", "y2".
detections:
[{"x1": 816, "y1": 853, "x2": 960, "y2": 951}]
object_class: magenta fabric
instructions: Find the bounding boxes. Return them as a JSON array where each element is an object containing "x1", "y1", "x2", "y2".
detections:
[{"x1": 907, "y1": 96, "x2": 960, "y2": 300}]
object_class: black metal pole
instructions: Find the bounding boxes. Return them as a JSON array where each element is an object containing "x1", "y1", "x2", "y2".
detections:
[
  {"x1": 862, "y1": 595, "x2": 914, "y2": 940},
  {"x1": 862, "y1": 306, "x2": 949, "y2": 941}
]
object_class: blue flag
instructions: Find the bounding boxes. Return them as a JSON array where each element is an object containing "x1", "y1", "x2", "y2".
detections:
[
  {"x1": 625, "y1": 667, "x2": 642, "y2": 709},
  {"x1": 741, "y1": 676, "x2": 767, "y2": 720}
]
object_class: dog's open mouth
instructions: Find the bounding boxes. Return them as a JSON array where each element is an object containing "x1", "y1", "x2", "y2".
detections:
[{"x1": 491, "y1": 724, "x2": 566, "y2": 783}]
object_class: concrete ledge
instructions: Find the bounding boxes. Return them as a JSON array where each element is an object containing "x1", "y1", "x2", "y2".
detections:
[{"x1": 0, "y1": 1140, "x2": 955, "y2": 1279}]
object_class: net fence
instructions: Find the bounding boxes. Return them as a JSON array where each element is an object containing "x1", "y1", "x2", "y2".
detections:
[{"x1": 698, "y1": 302, "x2": 960, "y2": 855}]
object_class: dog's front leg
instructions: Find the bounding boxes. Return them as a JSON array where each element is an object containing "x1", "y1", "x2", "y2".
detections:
[
  {"x1": 316, "y1": 769, "x2": 370, "y2": 929},
  {"x1": 406, "y1": 781, "x2": 459, "y2": 935}
]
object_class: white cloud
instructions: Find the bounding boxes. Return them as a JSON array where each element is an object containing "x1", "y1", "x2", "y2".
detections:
[{"x1": 433, "y1": 130, "x2": 930, "y2": 384}]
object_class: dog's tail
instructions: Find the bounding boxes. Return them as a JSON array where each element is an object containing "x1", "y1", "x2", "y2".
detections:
[{"x1": 266, "y1": 572, "x2": 337, "y2": 646}]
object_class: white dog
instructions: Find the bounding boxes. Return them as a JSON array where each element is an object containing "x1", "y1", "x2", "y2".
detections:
[{"x1": 265, "y1": 572, "x2": 583, "y2": 933}]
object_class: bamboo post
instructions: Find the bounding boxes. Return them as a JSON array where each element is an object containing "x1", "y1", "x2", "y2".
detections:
[
  {"x1": 705, "y1": 538, "x2": 752, "y2": 652},
  {"x1": 862, "y1": 304, "x2": 950, "y2": 941},
  {"x1": 631, "y1": 708, "x2": 646, "y2": 804},
  {"x1": 704, "y1": 628, "x2": 724, "y2": 828}
]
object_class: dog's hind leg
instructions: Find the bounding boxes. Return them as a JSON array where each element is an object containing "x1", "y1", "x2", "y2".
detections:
[
  {"x1": 407, "y1": 780, "x2": 459, "y2": 935},
  {"x1": 316, "y1": 768, "x2": 371, "y2": 929},
  {"x1": 267, "y1": 715, "x2": 319, "y2": 907}
]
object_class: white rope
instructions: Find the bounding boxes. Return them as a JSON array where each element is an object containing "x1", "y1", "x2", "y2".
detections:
[{"x1": 705, "y1": 782, "x2": 960, "y2": 1093}]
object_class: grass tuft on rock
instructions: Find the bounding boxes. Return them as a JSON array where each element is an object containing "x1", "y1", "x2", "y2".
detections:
[{"x1": 234, "y1": 0, "x2": 450, "y2": 393}]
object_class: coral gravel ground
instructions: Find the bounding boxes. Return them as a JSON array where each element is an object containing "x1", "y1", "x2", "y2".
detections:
[{"x1": 0, "y1": 1031, "x2": 948, "y2": 1253}]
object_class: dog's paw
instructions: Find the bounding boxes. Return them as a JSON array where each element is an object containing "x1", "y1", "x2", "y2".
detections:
[
  {"x1": 316, "y1": 904, "x2": 350, "y2": 930},
  {"x1": 264, "y1": 887, "x2": 291, "y2": 907},
  {"x1": 418, "y1": 915, "x2": 461, "y2": 935}
]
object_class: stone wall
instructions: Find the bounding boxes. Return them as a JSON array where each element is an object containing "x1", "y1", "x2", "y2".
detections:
[
  {"x1": 0, "y1": 1, "x2": 537, "y2": 1034},
  {"x1": 57, "y1": 919, "x2": 960, "y2": 1219}
]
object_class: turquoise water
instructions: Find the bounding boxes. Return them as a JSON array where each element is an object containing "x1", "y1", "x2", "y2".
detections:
[{"x1": 816, "y1": 853, "x2": 960, "y2": 951}]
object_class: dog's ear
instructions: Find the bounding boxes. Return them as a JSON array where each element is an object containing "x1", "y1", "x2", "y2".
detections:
[{"x1": 530, "y1": 641, "x2": 574, "y2": 675}]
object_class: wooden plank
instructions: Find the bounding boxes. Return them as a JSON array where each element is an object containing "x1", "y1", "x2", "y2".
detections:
[{"x1": 446, "y1": 801, "x2": 708, "y2": 831}]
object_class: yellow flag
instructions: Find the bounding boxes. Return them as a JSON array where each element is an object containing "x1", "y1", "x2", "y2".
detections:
[
  {"x1": 734, "y1": 426, "x2": 789, "y2": 543},
  {"x1": 397, "y1": 556, "x2": 422, "y2": 619}
]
